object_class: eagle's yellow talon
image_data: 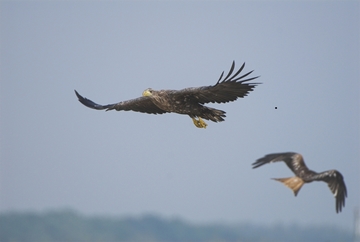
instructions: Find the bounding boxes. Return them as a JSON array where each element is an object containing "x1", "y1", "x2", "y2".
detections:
[{"x1": 192, "y1": 117, "x2": 207, "y2": 129}]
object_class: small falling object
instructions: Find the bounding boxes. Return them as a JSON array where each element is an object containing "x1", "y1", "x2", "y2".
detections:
[{"x1": 275, "y1": 107, "x2": 277, "y2": 109}]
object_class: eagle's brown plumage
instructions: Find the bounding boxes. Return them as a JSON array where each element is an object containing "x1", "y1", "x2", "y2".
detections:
[
  {"x1": 75, "y1": 61, "x2": 260, "y2": 128},
  {"x1": 252, "y1": 152, "x2": 347, "y2": 213}
]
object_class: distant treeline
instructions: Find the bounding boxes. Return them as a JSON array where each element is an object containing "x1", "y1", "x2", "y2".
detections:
[{"x1": 0, "y1": 210, "x2": 352, "y2": 242}]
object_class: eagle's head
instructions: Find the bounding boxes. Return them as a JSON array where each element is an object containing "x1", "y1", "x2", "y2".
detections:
[{"x1": 142, "y1": 88, "x2": 154, "y2": 97}]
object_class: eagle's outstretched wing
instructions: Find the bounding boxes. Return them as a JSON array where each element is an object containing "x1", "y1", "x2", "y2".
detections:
[
  {"x1": 174, "y1": 61, "x2": 260, "y2": 104},
  {"x1": 316, "y1": 170, "x2": 347, "y2": 213},
  {"x1": 74, "y1": 90, "x2": 167, "y2": 114}
]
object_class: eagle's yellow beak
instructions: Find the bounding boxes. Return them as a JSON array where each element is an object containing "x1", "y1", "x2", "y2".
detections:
[{"x1": 142, "y1": 89, "x2": 152, "y2": 97}]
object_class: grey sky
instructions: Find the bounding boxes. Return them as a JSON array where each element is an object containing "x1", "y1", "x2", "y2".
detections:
[{"x1": 1, "y1": 1, "x2": 359, "y2": 231}]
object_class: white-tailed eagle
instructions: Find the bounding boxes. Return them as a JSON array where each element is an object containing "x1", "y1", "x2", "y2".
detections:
[{"x1": 75, "y1": 61, "x2": 259, "y2": 128}]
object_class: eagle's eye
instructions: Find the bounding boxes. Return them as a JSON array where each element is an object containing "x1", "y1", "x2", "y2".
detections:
[{"x1": 142, "y1": 88, "x2": 153, "y2": 97}]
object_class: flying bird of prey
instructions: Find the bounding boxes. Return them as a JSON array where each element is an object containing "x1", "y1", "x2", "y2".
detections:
[
  {"x1": 75, "y1": 61, "x2": 259, "y2": 128},
  {"x1": 252, "y1": 152, "x2": 347, "y2": 213}
]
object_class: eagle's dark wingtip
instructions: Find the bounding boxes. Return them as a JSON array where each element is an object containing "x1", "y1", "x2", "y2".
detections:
[
  {"x1": 74, "y1": 90, "x2": 110, "y2": 110},
  {"x1": 74, "y1": 90, "x2": 82, "y2": 100},
  {"x1": 74, "y1": 89, "x2": 88, "y2": 103}
]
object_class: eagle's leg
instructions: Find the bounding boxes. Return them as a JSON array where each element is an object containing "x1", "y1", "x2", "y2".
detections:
[{"x1": 192, "y1": 117, "x2": 208, "y2": 129}]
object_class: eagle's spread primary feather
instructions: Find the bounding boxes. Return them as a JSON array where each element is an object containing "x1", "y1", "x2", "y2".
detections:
[
  {"x1": 252, "y1": 152, "x2": 347, "y2": 213},
  {"x1": 75, "y1": 61, "x2": 260, "y2": 128}
]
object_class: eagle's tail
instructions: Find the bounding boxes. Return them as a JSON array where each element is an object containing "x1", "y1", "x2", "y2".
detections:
[
  {"x1": 201, "y1": 108, "x2": 226, "y2": 122},
  {"x1": 272, "y1": 177, "x2": 305, "y2": 196}
]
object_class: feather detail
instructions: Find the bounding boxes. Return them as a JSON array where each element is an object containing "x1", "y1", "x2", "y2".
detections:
[{"x1": 272, "y1": 177, "x2": 305, "y2": 196}]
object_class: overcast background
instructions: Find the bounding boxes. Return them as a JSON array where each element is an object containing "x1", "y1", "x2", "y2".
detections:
[{"x1": 1, "y1": 1, "x2": 359, "y2": 232}]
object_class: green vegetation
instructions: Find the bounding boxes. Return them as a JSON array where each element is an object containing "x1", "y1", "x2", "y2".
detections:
[{"x1": 0, "y1": 210, "x2": 351, "y2": 242}]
